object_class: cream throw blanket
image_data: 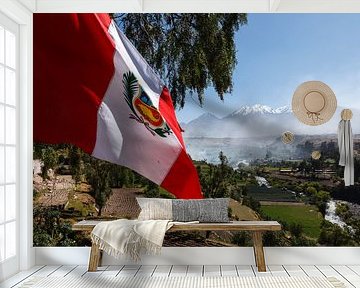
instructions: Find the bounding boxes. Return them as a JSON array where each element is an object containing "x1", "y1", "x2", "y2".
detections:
[
  {"x1": 91, "y1": 219, "x2": 173, "y2": 261},
  {"x1": 338, "y1": 119, "x2": 354, "y2": 186}
]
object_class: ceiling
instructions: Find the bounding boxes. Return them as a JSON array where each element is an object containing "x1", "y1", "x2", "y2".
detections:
[{"x1": 15, "y1": 0, "x2": 360, "y2": 13}]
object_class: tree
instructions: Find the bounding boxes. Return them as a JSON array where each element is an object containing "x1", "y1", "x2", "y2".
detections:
[
  {"x1": 199, "y1": 151, "x2": 234, "y2": 198},
  {"x1": 69, "y1": 146, "x2": 83, "y2": 185},
  {"x1": 144, "y1": 181, "x2": 160, "y2": 198},
  {"x1": 41, "y1": 146, "x2": 58, "y2": 179},
  {"x1": 114, "y1": 14, "x2": 247, "y2": 107},
  {"x1": 318, "y1": 221, "x2": 354, "y2": 246},
  {"x1": 313, "y1": 190, "x2": 331, "y2": 216},
  {"x1": 33, "y1": 206, "x2": 91, "y2": 247},
  {"x1": 85, "y1": 160, "x2": 112, "y2": 216}
]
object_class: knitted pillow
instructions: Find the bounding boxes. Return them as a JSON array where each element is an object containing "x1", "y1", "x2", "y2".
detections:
[
  {"x1": 172, "y1": 198, "x2": 230, "y2": 223},
  {"x1": 136, "y1": 198, "x2": 230, "y2": 223},
  {"x1": 137, "y1": 198, "x2": 173, "y2": 220}
]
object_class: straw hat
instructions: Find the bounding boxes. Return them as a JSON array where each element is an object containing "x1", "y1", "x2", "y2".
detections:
[
  {"x1": 282, "y1": 131, "x2": 294, "y2": 144},
  {"x1": 341, "y1": 109, "x2": 353, "y2": 121},
  {"x1": 311, "y1": 150, "x2": 321, "y2": 160},
  {"x1": 292, "y1": 81, "x2": 337, "y2": 126}
]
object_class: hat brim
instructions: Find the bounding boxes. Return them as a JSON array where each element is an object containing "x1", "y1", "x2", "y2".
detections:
[{"x1": 292, "y1": 81, "x2": 337, "y2": 126}]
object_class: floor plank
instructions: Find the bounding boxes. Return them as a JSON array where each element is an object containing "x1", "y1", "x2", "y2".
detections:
[
  {"x1": 117, "y1": 265, "x2": 141, "y2": 277},
  {"x1": 136, "y1": 265, "x2": 156, "y2": 277},
  {"x1": 187, "y1": 266, "x2": 203, "y2": 277},
  {"x1": 283, "y1": 265, "x2": 307, "y2": 277},
  {"x1": 349, "y1": 266, "x2": 360, "y2": 276},
  {"x1": 49, "y1": 266, "x2": 77, "y2": 277},
  {"x1": 221, "y1": 265, "x2": 238, "y2": 277},
  {"x1": 169, "y1": 265, "x2": 187, "y2": 277},
  {"x1": 31, "y1": 266, "x2": 61, "y2": 277},
  {"x1": 0, "y1": 266, "x2": 45, "y2": 288},
  {"x1": 268, "y1": 265, "x2": 289, "y2": 277},
  {"x1": 66, "y1": 265, "x2": 88, "y2": 277},
  {"x1": 252, "y1": 265, "x2": 272, "y2": 277},
  {"x1": 300, "y1": 265, "x2": 325, "y2": 277},
  {"x1": 152, "y1": 265, "x2": 172, "y2": 277},
  {"x1": 82, "y1": 265, "x2": 108, "y2": 278},
  {"x1": 316, "y1": 265, "x2": 354, "y2": 287},
  {"x1": 102, "y1": 265, "x2": 124, "y2": 277},
  {"x1": 203, "y1": 265, "x2": 221, "y2": 277},
  {"x1": 332, "y1": 266, "x2": 360, "y2": 288},
  {"x1": 236, "y1": 265, "x2": 255, "y2": 277},
  {"x1": 2, "y1": 264, "x2": 360, "y2": 287}
]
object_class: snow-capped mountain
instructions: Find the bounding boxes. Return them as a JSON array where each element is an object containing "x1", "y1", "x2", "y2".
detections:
[
  {"x1": 182, "y1": 104, "x2": 360, "y2": 165},
  {"x1": 182, "y1": 112, "x2": 221, "y2": 138},
  {"x1": 182, "y1": 104, "x2": 360, "y2": 139},
  {"x1": 227, "y1": 104, "x2": 291, "y2": 117},
  {"x1": 273, "y1": 106, "x2": 291, "y2": 114}
]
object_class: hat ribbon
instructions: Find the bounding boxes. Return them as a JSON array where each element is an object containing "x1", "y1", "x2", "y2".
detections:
[{"x1": 306, "y1": 111, "x2": 323, "y2": 123}]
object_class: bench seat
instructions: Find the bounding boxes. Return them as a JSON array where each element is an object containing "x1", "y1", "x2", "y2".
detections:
[{"x1": 73, "y1": 220, "x2": 281, "y2": 273}]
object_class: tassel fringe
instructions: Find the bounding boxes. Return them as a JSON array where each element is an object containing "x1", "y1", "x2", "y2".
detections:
[{"x1": 91, "y1": 230, "x2": 162, "y2": 262}]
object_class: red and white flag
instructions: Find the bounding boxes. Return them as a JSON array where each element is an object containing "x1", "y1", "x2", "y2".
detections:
[{"x1": 34, "y1": 13, "x2": 203, "y2": 199}]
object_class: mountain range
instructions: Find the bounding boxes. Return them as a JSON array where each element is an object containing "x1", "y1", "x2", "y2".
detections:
[{"x1": 181, "y1": 104, "x2": 360, "y2": 139}]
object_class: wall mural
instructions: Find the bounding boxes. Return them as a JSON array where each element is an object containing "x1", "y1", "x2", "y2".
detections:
[{"x1": 33, "y1": 13, "x2": 360, "y2": 248}]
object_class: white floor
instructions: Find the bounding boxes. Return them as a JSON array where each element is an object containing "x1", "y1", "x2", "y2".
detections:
[{"x1": 1, "y1": 265, "x2": 360, "y2": 288}]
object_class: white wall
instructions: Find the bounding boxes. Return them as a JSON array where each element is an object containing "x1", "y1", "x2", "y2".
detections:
[
  {"x1": 36, "y1": 247, "x2": 360, "y2": 266},
  {"x1": 0, "y1": 0, "x2": 34, "y2": 280}
]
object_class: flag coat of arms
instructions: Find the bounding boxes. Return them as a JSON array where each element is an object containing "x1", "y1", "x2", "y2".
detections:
[{"x1": 34, "y1": 13, "x2": 203, "y2": 199}]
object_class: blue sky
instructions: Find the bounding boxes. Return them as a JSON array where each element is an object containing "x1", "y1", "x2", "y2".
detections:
[{"x1": 177, "y1": 14, "x2": 360, "y2": 123}]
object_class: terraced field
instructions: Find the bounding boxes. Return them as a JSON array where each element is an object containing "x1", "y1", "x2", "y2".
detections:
[
  {"x1": 247, "y1": 185, "x2": 298, "y2": 202},
  {"x1": 102, "y1": 188, "x2": 143, "y2": 219},
  {"x1": 261, "y1": 204, "x2": 323, "y2": 239}
]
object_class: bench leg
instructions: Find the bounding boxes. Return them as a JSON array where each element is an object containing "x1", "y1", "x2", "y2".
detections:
[
  {"x1": 252, "y1": 231, "x2": 266, "y2": 272},
  {"x1": 88, "y1": 243, "x2": 101, "y2": 272}
]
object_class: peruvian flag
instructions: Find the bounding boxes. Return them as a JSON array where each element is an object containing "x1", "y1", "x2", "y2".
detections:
[{"x1": 34, "y1": 13, "x2": 203, "y2": 199}]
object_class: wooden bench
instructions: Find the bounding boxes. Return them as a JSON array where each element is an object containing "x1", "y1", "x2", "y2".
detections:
[{"x1": 73, "y1": 220, "x2": 281, "y2": 273}]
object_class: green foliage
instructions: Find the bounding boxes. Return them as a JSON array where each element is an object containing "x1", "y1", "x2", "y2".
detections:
[
  {"x1": 306, "y1": 186, "x2": 317, "y2": 195},
  {"x1": 232, "y1": 231, "x2": 251, "y2": 246},
  {"x1": 41, "y1": 146, "x2": 58, "y2": 179},
  {"x1": 198, "y1": 151, "x2": 236, "y2": 198},
  {"x1": 67, "y1": 195, "x2": 96, "y2": 217},
  {"x1": 261, "y1": 205, "x2": 323, "y2": 239},
  {"x1": 69, "y1": 146, "x2": 83, "y2": 184},
  {"x1": 313, "y1": 190, "x2": 331, "y2": 216},
  {"x1": 159, "y1": 188, "x2": 176, "y2": 199},
  {"x1": 242, "y1": 196, "x2": 261, "y2": 213},
  {"x1": 262, "y1": 231, "x2": 288, "y2": 246},
  {"x1": 107, "y1": 164, "x2": 134, "y2": 188},
  {"x1": 246, "y1": 185, "x2": 297, "y2": 202},
  {"x1": 33, "y1": 207, "x2": 90, "y2": 247},
  {"x1": 144, "y1": 181, "x2": 161, "y2": 198},
  {"x1": 115, "y1": 14, "x2": 247, "y2": 107},
  {"x1": 33, "y1": 143, "x2": 48, "y2": 160},
  {"x1": 289, "y1": 223, "x2": 303, "y2": 238},
  {"x1": 336, "y1": 203, "x2": 352, "y2": 221},
  {"x1": 228, "y1": 207, "x2": 233, "y2": 218},
  {"x1": 33, "y1": 189, "x2": 40, "y2": 200},
  {"x1": 85, "y1": 160, "x2": 112, "y2": 216},
  {"x1": 349, "y1": 220, "x2": 360, "y2": 244},
  {"x1": 318, "y1": 221, "x2": 355, "y2": 246}
]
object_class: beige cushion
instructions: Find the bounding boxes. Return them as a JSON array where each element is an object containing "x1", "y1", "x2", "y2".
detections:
[
  {"x1": 137, "y1": 198, "x2": 230, "y2": 223},
  {"x1": 137, "y1": 198, "x2": 173, "y2": 220}
]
